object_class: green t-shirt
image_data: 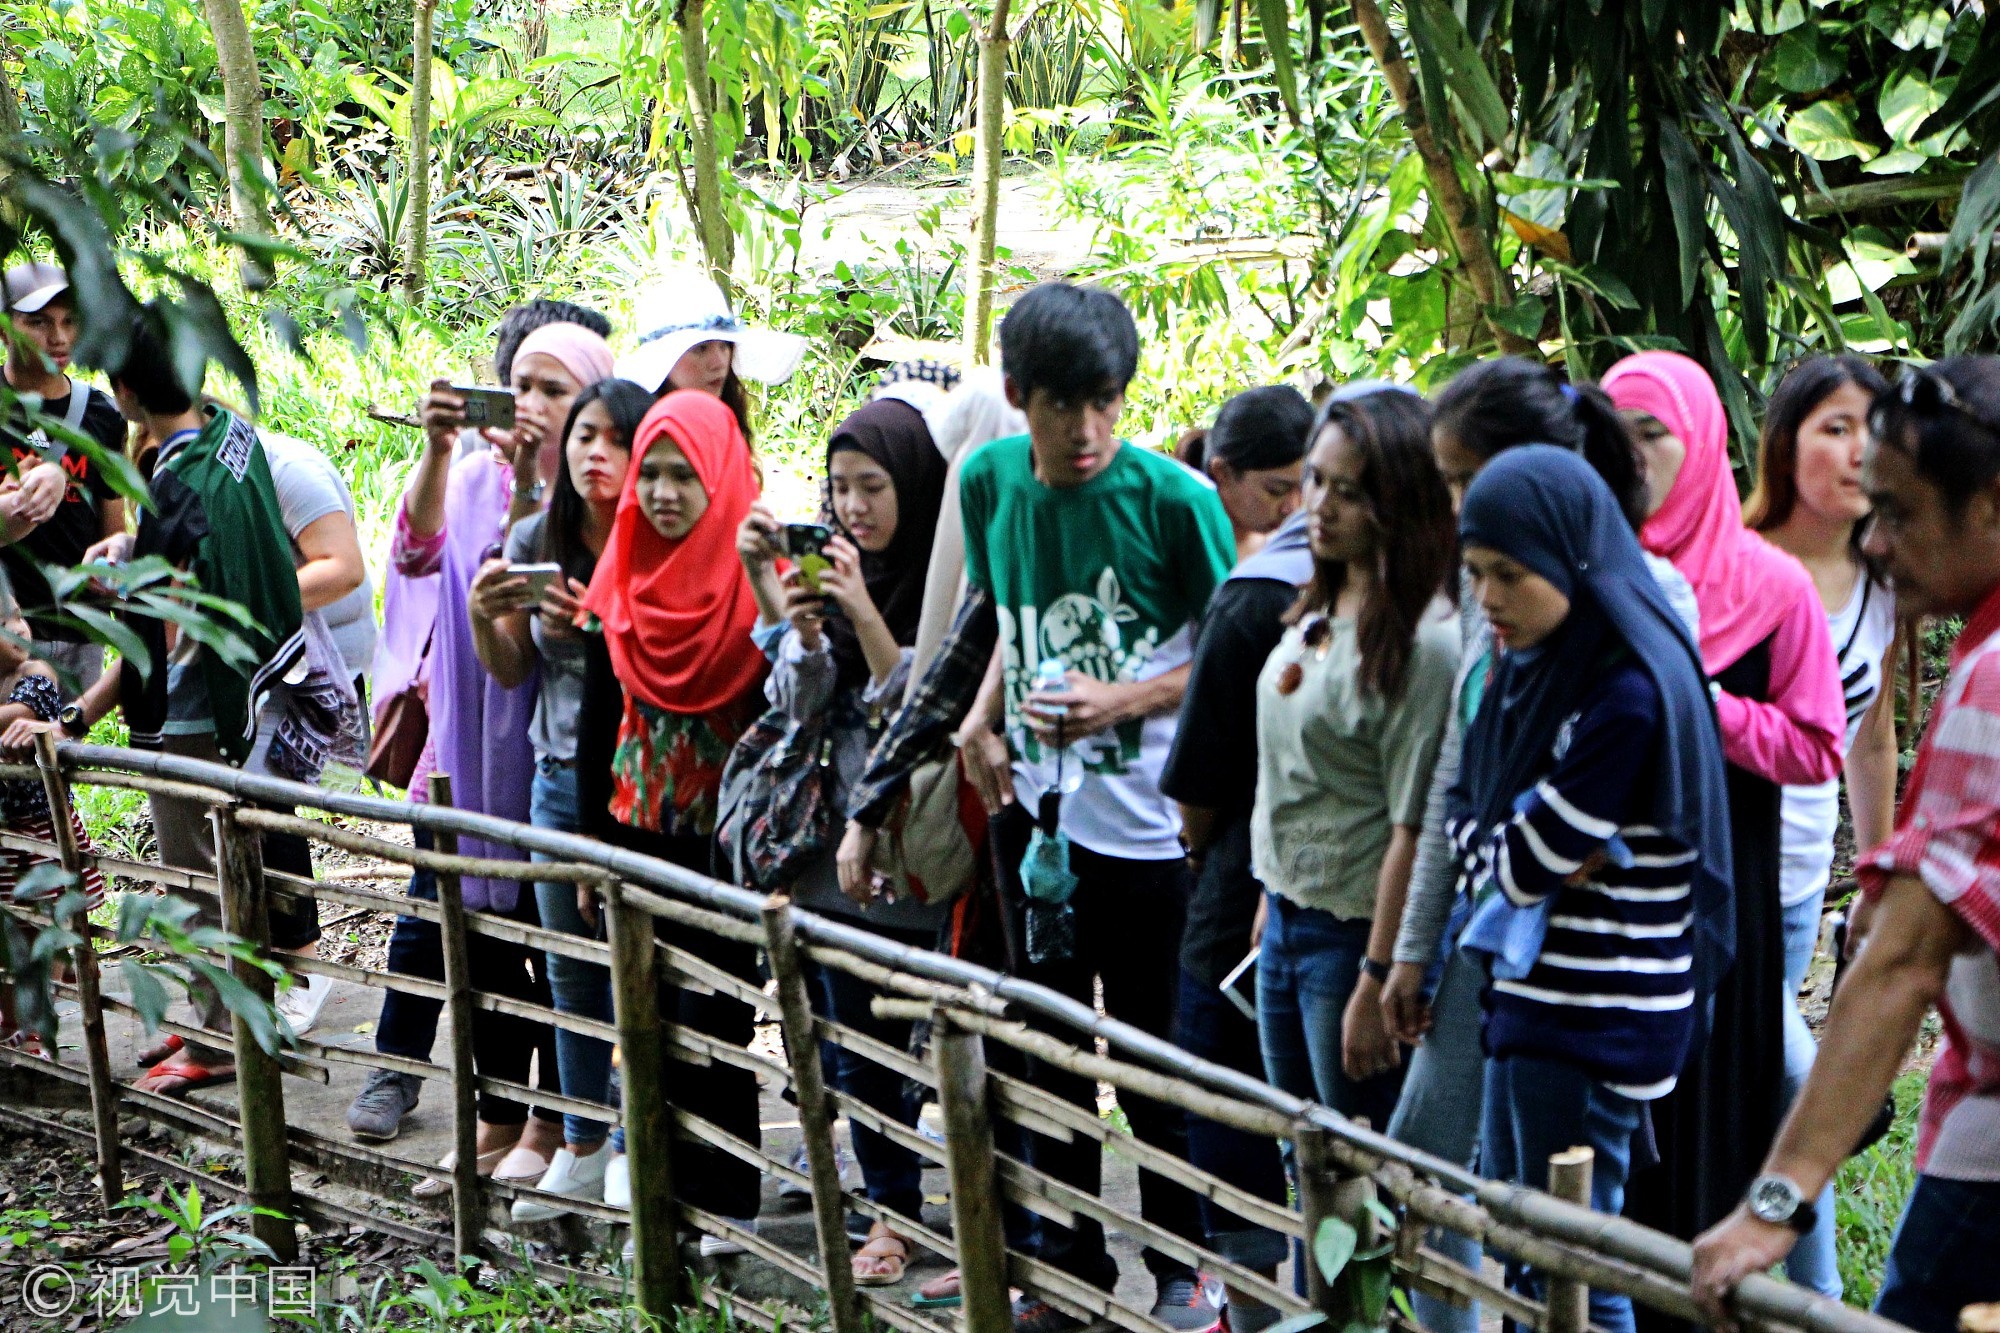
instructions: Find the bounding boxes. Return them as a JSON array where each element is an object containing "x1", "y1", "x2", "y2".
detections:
[
  {"x1": 960, "y1": 435, "x2": 1235, "y2": 859},
  {"x1": 1251, "y1": 607, "x2": 1460, "y2": 918}
]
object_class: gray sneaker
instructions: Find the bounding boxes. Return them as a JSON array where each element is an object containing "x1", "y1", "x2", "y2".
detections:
[
  {"x1": 1149, "y1": 1275, "x2": 1221, "y2": 1333},
  {"x1": 346, "y1": 1069, "x2": 421, "y2": 1142}
]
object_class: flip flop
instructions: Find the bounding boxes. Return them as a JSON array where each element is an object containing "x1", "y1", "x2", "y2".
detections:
[
  {"x1": 134, "y1": 1057, "x2": 236, "y2": 1096},
  {"x1": 853, "y1": 1225, "x2": 910, "y2": 1287},
  {"x1": 137, "y1": 1034, "x2": 184, "y2": 1068},
  {"x1": 910, "y1": 1269, "x2": 962, "y2": 1308}
]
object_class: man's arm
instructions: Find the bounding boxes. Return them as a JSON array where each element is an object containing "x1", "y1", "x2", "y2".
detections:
[
  {"x1": 1026, "y1": 662, "x2": 1191, "y2": 744},
  {"x1": 1691, "y1": 871, "x2": 1970, "y2": 1325},
  {"x1": 846, "y1": 587, "x2": 998, "y2": 829}
]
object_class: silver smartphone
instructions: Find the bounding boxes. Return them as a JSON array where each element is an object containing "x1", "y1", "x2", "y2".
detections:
[
  {"x1": 451, "y1": 385, "x2": 517, "y2": 430},
  {"x1": 505, "y1": 561, "x2": 563, "y2": 601}
]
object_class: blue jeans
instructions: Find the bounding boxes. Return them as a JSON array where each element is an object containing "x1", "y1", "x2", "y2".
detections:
[
  {"x1": 1481, "y1": 1056, "x2": 1641, "y2": 1333},
  {"x1": 1385, "y1": 945, "x2": 1486, "y2": 1333},
  {"x1": 808, "y1": 924, "x2": 936, "y2": 1221},
  {"x1": 1256, "y1": 894, "x2": 1404, "y2": 1128},
  {"x1": 1778, "y1": 890, "x2": 1839, "y2": 1298},
  {"x1": 1175, "y1": 969, "x2": 1289, "y2": 1272},
  {"x1": 531, "y1": 761, "x2": 617, "y2": 1147},
  {"x1": 1876, "y1": 1175, "x2": 2000, "y2": 1333}
]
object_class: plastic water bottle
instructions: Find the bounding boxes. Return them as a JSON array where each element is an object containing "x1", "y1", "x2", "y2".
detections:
[{"x1": 1033, "y1": 658, "x2": 1086, "y2": 794}]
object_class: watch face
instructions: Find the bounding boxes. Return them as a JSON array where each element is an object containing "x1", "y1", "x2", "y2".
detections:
[{"x1": 1748, "y1": 1175, "x2": 1800, "y2": 1223}]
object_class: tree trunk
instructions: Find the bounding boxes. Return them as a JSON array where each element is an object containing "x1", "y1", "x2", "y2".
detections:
[
  {"x1": 404, "y1": 0, "x2": 436, "y2": 302},
  {"x1": 0, "y1": 32, "x2": 23, "y2": 143},
  {"x1": 962, "y1": 0, "x2": 1012, "y2": 367},
  {"x1": 198, "y1": 0, "x2": 273, "y2": 287},
  {"x1": 680, "y1": 0, "x2": 735, "y2": 300},
  {"x1": 1348, "y1": 0, "x2": 1534, "y2": 355}
]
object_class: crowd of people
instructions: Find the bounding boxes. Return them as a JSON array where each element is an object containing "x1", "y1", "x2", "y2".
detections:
[{"x1": 0, "y1": 255, "x2": 1996, "y2": 1333}]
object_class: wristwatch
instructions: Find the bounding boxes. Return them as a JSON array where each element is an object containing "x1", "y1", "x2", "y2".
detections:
[
  {"x1": 58, "y1": 703, "x2": 89, "y2": 739},
  {"x1": 514, "y1": 478, "x2": 546, "y2": 504},
  {"x1": 1745, "y1": 1174, "x2": 1818, "y2": 1232},
  {"x1": 1359, "y1": 957, "x2": 1392, "y2": 984}
]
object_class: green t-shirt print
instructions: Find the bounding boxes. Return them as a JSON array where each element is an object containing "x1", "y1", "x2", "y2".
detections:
[{"x1": 960, "y1": 435, "x2": 1236, "y2": 778}]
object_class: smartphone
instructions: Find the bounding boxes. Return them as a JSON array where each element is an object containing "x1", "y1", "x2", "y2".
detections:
[
  {"x1": 1218, "y1": 947, "x2": 1259, "y2": 1022},
  {"x1": 451, "y1": 385, "x2": 517, "y2": 430},
  {"x1": 506, "y1": 561, "x2": 563, "y2": 602},
  {"x1": 783, "y1": 522, "x2": 834, "y2": 593}
]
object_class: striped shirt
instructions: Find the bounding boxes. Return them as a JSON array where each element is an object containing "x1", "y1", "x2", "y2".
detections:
[{"x1": 1451, "y1": 661, "x2": 1697, "y2": 1099}]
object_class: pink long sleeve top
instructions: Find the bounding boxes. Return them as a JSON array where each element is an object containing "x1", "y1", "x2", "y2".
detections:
[{"x1": 1713, "y1": 585, "x2": 1844, "y2": 787}]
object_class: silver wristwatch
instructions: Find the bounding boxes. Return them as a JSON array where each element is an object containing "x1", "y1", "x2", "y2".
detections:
[{"x1": 1745, "y1": 1174, "x2": 1817, "y2": 1232}]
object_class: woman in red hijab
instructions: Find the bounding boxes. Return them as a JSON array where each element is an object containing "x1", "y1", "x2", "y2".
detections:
[{"x1": 576, "y1": 389, "x2": 769, "y2": 1240}]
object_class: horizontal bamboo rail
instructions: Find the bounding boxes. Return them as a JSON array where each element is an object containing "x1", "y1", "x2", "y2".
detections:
[{"x1": 0, "y1": 742, "x2": 1911, "y2": 1333}]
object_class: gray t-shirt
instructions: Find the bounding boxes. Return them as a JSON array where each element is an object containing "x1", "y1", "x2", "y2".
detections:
[
  {"x1": 261, "y1": 433, "x2": 378, "y2": 682},
  {"x1": 504, "y1": 512, "x2": 589, "y2": 763}
]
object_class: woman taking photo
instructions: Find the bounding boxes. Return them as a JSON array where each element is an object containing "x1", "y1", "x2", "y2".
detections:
[
  {"x1": 1176, "y1": 386, "x2": 1313, "y2": 562},
  {"x1": 738, "y1": 397, "x2": 948, "y2": 1285},
  {"x1": 467, "y1": 378, "x2": 651, "y2": 1221},
  {"x1": 1741, "y1": 354, "x2": 1896, "y2": 1299},
  {"x1": 578, "y1": 390, "x2": 770, "y2": 1248},
  {"x1": 1602, "y1": 350, "x2": 1844, "y2": 1295},
  {"x1": 1251, "y1": 389, "x2": 1457, "y2": 1126},
  {"x1": 401, "y1": 321, "x2": 615, "y2": 1194},
  {"x1": 1450, "y1": 446, "x2": 1732, "y2": 1333}
]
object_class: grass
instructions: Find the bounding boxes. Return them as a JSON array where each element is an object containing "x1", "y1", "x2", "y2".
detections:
[{"x1": 1833, "y1": 1069, "x2": 1926, "y2": 1306}]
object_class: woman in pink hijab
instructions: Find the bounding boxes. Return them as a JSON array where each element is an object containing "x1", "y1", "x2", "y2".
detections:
[{"x1": 1602, "y1": 350, "x2": 1844, "y2": 1311}]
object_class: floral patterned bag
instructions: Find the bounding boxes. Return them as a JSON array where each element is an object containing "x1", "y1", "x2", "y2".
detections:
[{"x1": 717, "y1": 705, "x2": 837, "y2": 890}]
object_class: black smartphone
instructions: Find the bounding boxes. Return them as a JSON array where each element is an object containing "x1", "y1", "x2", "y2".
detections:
[
  {"x1": 783, "y1": 522, "x2": 834, "y2": 592},
  {"x1": 450, "y1": 385, "x2": 517, "y2": 430}
]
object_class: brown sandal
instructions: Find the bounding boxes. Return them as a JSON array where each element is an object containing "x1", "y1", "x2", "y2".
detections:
[{"x1": 852, "y1": 1222, "x2": 910, "y2": 1287}]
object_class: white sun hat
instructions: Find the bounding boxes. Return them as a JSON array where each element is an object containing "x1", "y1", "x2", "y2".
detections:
[{"x1": 616, "y1": 269, "x2": 808, "y2": 392}]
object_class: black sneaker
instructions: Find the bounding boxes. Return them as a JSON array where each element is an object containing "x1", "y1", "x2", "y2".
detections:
[
  {"x1": 1149, "y1": 1275, "x2": 1222, "y2": 1333},
  {"x1": 346, "y1": 1068, "x2": 421, "y2": 1141},
  {"x1": 1011, "y1": 1296, "x2": 1082, "y2": 1333}
]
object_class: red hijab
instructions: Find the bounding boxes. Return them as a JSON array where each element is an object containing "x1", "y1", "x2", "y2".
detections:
[{"x1": 583, "y1": 391, "x2": 764, "y2": 715}]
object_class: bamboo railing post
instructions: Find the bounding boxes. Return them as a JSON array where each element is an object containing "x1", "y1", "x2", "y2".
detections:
[
  {"x1": 932, "y1": 1008, "x2": 1012, "y2": 1333},
  {"x1": 1295, "y1": 1122, "x2": 1352, "y2": 1320},
  {"x1": 607, "y1": 876, "x2": 681, "y2": 1318},
  {"x1": 1545, "y1": 1148, "x2": 1594, "y2": 1333},
  {"x1": 761, "y1": 896, "x2": 864, "y2": 1333},
  {"x1": 34, "y1": 731, "x2": 122, "y2": 1207},
  {"x1": 427, "y1": 773, "x2": 483, "y2": 1262},
  {"x1": 210, "y1": 802, "x2": 297, "y2": 1263}
]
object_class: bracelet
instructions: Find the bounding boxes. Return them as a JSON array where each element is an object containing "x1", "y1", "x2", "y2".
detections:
[{"x1": 1358, "y1": 957, "x2": 1391, "y2": 984}]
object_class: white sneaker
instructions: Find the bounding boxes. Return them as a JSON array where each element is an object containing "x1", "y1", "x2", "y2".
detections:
[
  {"x1": 603, "y1": 1152, "x2": 631, "y2": 1209},
  {"x1": 700, "y1": 1218, "x2": 756, "y2": 1257},
  {"x1": 509, "y1": 1147, "x2": 609, "y2": 1223},
  {"x1": 276, "y1": 974, "x2": 334, "y2": 1038},
  {"x1": 777, "y1": 1141, "x2": 853, "y2": 1198}
]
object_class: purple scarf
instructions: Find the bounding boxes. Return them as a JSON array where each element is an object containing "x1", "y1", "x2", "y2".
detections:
[{"x1": 427, "y1": 452, "x2": 538, "y2": 912}]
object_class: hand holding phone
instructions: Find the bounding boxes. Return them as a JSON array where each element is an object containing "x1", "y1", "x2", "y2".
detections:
[
  {"x1": 782, "y1": 522, "x2": 834, "y2": 593},
  {"x1": 451, "y1": 385, "x2": 517, "y2": 430},
  {"x1": 506, "y1": 562, "x2": 563, "y2": 605}
]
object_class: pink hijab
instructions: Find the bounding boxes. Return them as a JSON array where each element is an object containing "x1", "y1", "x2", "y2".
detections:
[{"x1": 1604, "y1": 350, "x2": 1817, "y2": 674}]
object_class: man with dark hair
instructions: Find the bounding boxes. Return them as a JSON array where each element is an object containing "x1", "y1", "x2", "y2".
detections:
[
  {"x1": 844, "y1": 283, "x2": 1234, "y2": 1333},
  {"x1": 1692, "y1": 358, "x2": 2000, "y2": 1333},
  {"x1": 1, "y1": 262, "x2": 128, "y2": 691}
]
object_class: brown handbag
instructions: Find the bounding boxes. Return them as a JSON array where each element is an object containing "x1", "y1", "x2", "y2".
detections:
[{"x1": 364, "y1": 631, "x2": 432, "y2": 790}]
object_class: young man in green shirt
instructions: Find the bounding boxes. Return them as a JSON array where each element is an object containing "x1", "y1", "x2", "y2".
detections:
[{"x1": 954, "y1": 284, "x2": 1236, "y2": 1332}]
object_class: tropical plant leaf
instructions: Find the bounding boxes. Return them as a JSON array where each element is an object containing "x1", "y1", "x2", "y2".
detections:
[
  {"x1": 1254, "y1": 0, "x2": 1301, "y2": 125},
  {"x1": 1656, "y1": 118, "x2": 1708, "y2": 311},
  {"x1": 1769, "y1": 25, "x2": 1846, "y2": 93},
  {"x1": 1407, "y1": 0, "x2": 1509, "y2": 150},
  {"x1": 1313, "y1": 1215, "x2": 1358, "y2": 1283},
  {"x1": 1916, "y1": 14, "x2": 2000, "y2": 139},
  {"x1": 1787, "y1": 100, "x2": 1877, "y2": 162},
  {"x1": 1193, "y1": 0, "x2": 1223, "y2": 47}
]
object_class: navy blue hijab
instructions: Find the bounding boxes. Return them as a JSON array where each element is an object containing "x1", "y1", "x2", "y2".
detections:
[{"x1": 1449, "y1": 446, "x2": 1735, "y2": 1003}]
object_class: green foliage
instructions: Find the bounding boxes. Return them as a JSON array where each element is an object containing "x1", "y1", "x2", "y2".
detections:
[{"x1": 1833, "y1": 1070, "x2": 1925, "y2": 1307}]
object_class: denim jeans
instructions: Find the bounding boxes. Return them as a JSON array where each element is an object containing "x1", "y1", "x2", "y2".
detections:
[
  {"x1": 376, "y1": 829, "x2": 444, "y2": 1061},
  {"x1": 1385, "y1": 945, "x2": 1486, "y2": 1333},
  {"x1": 1778, "y1": 889, "x2": 1839, "y2": 1298},
  {"x1": 1256, "y1": 893, "x2": 1404, "y2": 1128},
  {"x1": 1875, "y1": 1175, "x2": 2000, "y2": 1333},
  {"x1": 1481, "y1": 1055, "x2": 1642, "y2": 1333},
  {"x1": 532, "y1": 760, "x2": 618, "y2": 1146},
  {"x1": 808, "y1": 923, "x2": 937, "y2": 1221},
  {"x1": 1175, "y1": 969, "x2": 1288, "y2": 1272}
]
